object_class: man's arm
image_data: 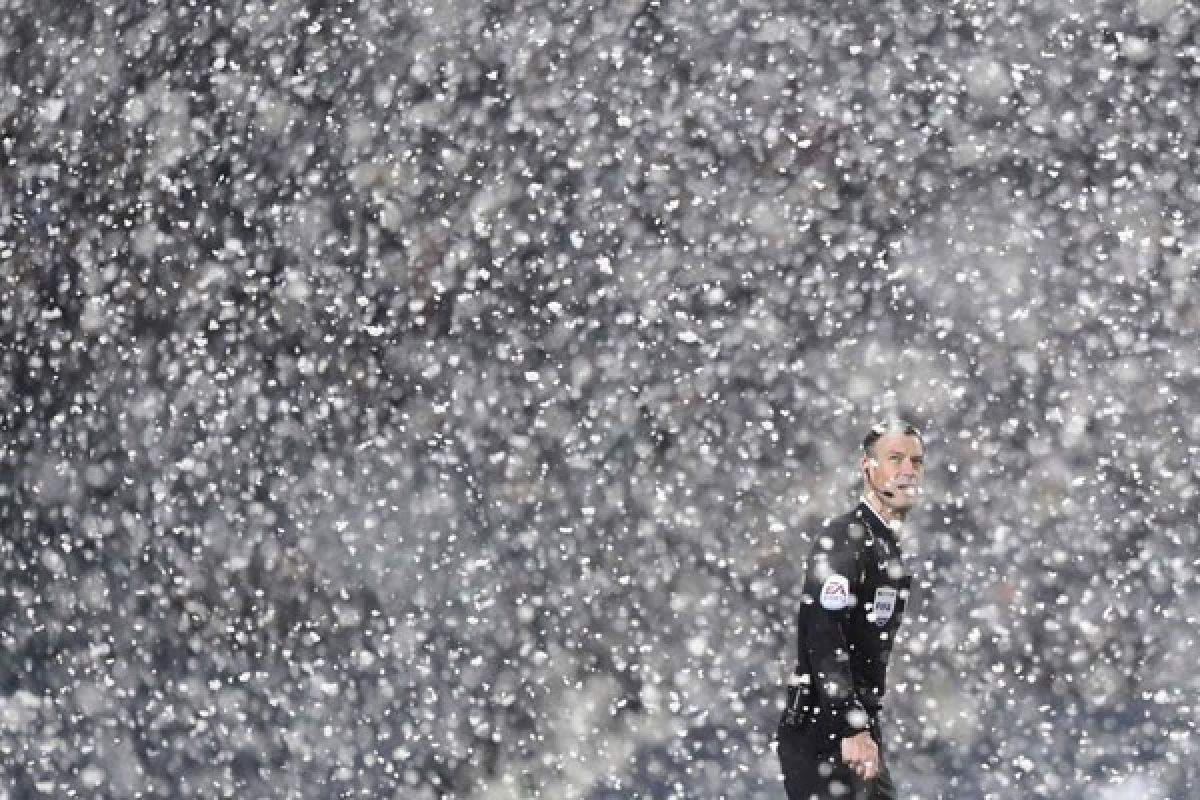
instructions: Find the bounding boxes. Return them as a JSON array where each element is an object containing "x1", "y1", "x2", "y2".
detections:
[{"x1": 802, "y1": 524, "x2": 871, "y2": 741}]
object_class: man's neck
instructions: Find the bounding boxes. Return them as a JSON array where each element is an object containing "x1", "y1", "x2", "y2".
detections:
[{"x1": 862, "y1": 495, "x2": 906, "y2": 528}]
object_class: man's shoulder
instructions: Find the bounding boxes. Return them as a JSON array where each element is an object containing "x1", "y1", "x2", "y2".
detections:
[
  {"x1": 812, "y1": 506, "x2": 873, "y2": 550},
  {"x1": 824, "y1": 503, "x2": 873, "y2": 531}
]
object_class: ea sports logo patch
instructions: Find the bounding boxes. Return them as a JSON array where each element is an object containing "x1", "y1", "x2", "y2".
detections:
[{"x1": 819, "y1": 574, "x2": 851, "y2": 610}]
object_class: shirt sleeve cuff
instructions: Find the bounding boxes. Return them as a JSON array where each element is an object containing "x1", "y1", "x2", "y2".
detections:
[{"x1": 838, "y1": 705, "x2": 871, "y2": 738}]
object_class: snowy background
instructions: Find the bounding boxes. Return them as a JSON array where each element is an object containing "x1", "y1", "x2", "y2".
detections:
[{"x1": 2, "y1": 1, "x2": 1199, "y2": 798}]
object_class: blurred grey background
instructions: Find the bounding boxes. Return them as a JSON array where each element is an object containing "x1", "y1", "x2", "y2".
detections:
[{"x1": 2, "y1": 1, "x2": 1198, "y2": 797}]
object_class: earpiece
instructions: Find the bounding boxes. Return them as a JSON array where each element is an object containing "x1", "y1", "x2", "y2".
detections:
[{"x1": 864, "y1": 458, "x2": 895, "y2": 499}]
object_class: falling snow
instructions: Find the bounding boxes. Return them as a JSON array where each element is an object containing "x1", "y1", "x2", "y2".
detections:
[{"x1": 2, "y1": 1, "x2": 1199, "y2": 798}]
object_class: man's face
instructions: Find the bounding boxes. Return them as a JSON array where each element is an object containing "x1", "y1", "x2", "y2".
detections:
[{"x1": 863, "y1": 432, "x2": 926, "y2": 512}]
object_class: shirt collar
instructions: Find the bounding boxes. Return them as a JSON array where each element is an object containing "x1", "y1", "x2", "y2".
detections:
[{"x1": 859, "y1": 497, "x2": 895, "y2": 530}]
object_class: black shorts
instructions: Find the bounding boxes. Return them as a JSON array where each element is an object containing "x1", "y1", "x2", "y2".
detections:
[{"x1": 776, "y1": 716, "x2": 896, "y2": 800}]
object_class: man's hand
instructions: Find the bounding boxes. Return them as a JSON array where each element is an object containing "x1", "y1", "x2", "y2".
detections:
[{"x1": 840, "y1": 731, "x2": 879, "y2": 782}]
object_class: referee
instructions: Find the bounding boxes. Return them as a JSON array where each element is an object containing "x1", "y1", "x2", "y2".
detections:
[{"x1": 776, "y1": 421, "x2": 925, "y2": 799}]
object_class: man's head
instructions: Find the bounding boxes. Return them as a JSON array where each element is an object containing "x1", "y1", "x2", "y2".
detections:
[{"x1": 861, "y1": 420, "x2": 925, "y2": 521}]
